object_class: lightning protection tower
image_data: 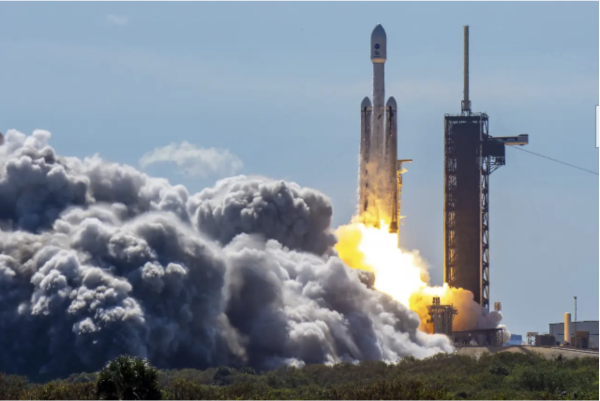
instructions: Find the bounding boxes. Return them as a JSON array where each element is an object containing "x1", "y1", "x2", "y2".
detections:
[{"x1": 443, "y1": 26, "x2": 529, "y2": 313}]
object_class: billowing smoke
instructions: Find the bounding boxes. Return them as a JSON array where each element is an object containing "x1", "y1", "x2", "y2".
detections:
[
  {"x1": 479, "y1": 311, "x2": 512, "y2": 344},
  {"x1": 334, "y1": 221, "x2": 511, "y2": 344},
  {"x1": 0, "y1": 130, "x2": 453, "y2": 380}
]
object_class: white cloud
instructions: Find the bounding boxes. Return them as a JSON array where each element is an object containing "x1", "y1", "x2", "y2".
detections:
[
  {"x1": 105, "y1": 14, "x2": 129, "y2": 27},
  {"x1": 139, "y1": 141, "x2": 243, "y2": 178}
]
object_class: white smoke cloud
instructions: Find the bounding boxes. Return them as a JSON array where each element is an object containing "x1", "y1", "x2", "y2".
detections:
[
  {"x1": 477, "y1": 311, "x2": 511, "y2": 344},
  {"x1": 0, "y1": 130, "x2": 453, "y2": 380},
  {"x1": 139, "y1": 141, "x2": 243, "y2": 178}
]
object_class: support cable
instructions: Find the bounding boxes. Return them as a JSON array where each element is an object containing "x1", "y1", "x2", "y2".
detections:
[
  {"x1": 510, "y1": 146, "x2": 599, "y2": 176},
  {"x1": 509, "y1": 151, "x2": 575, "y2": 298}
]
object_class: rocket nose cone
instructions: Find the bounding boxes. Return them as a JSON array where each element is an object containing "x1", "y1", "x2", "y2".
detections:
[
  {"x1": 386, "y1": 97, "x2": 397, "y2": 108},
  {"x1": 361, "y1": 97, "x2": 372, "y2": 108},
  {"x1": 370, "y1": 24, "x2": 387, "y2": 62},
  {"x1": 371, "y1": 24, "x2": 386, "y2": 41}
]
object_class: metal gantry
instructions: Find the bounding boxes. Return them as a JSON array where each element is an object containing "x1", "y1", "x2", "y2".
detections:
[
  {"x1": 427, "y1": 297, "x2": 458, "y2": 336},
  {"x1": 443, "y1": 116, "x2": 458, "y2": 286},
  {"x1": 443, "y1": 26, "x2": 528, "y2": 315},
  {"x1": 444, "y1": 114, "x2": 491, "y2": 310}
]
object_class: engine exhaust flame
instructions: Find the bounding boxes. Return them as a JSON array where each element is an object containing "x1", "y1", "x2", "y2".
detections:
[
  {"x1": 335, "y1": 220, "x2": 429, "y2": 308},
  {"x1": 335, "y1": 219, "x2": 508, "y2": 335}
]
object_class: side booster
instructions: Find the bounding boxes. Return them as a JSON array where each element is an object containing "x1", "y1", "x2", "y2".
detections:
[{"x1": 359, "y1": 24, "x2": 408, "y2": 236}]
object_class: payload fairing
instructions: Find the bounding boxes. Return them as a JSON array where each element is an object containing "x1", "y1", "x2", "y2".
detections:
[{"x1": 358, "y1": 24, "x2": 409, "y2": 237}]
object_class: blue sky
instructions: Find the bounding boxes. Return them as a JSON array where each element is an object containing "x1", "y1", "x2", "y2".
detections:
[{"x1": 0, "y1": 2, "x2": 597, "y2": 340}]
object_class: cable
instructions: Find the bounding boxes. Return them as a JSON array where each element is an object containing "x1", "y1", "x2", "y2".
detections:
[
  {"x1": 515, "y1": 42, "x2": 596, "y2": 74},
  {"x1": 472, "y1": 48, "x2": 597, "y2": 177},
  {"x1": 509, "y1": 146, "x2": 599, "y2": 176},
  {"x1": 517, "y1": 43, "x2": 596, "y2": 73},
  {"x1": 509, "y1": 151, "x2": 573, "y2": 297}
]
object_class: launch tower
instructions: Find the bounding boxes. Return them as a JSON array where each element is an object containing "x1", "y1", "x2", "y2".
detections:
[{"x1": 443, "y1": 26, "x2": 528, "y2": 313}]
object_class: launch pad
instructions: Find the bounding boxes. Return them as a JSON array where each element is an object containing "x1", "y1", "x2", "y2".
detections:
[
  {"x1": 427, "y1": 297, "x2": 458, "y2": 336},
  {"x1": 443, "y1": 26, "x2": 529, "y2": 313},
  {"x1": 452, "y1": 327, "x2": 506, "y2": 347},
  {"x1": 357, "y1": 24, "x2": 528, "y2": 330}
]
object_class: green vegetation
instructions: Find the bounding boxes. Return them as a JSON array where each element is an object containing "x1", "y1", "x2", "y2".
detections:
[
  {"x1": 0, "y1": 352, "x2": 597, "y2": 400},
  {"x1": 96, "y1": 355, "x2": 161, "y2": 400}
]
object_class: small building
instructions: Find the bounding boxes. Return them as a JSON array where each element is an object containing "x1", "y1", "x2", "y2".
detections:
[
  {"x1": 572, "y1": 331, "x2": 590, "y2": 349},
  {"x1": 535, "y1": 334, "x2": 556, "y2": 347},
  {"x1": 505, "y1": 334, "x2": 523, "y2": 346},
  {"x1": 548, "y1": 320, "x2": 599, "y2": 349}
]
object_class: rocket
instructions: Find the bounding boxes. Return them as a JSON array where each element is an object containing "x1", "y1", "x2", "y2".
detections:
[{"x1": 358, "y1": 24, "x2": 399, "y2": 234}]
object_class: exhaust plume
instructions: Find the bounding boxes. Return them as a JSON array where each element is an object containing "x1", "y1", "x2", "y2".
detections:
[
  {"x1": 0, "y1": 130, "x2": 453, "y2": 380},
  {"x1": 335, "y1": 221, "x2": 510, "y2": 339}
]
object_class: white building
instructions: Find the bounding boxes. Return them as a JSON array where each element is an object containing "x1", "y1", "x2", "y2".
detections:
[{"x1": 548, "y1": 320, "x2": 599, "y2": 348}]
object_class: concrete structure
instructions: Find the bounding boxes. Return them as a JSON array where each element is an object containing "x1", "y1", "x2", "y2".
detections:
[
  {"x1": 549, "y1": 320, "x2": 599, "y2": 349},
  {"x1": 535, "y1": 334, "x2": 556, "y2": 346},
  {"x1": 458, "y1": 345, "x2": 599, "y2": 360},
  {"x1": 572, "y1": 331, "x2": 590, "y2": 349},
  {"x1": 452, "y1": 327, "x2": 505, "y2": 346}
]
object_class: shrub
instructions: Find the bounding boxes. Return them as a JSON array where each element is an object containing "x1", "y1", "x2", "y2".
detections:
[
  {"x1": 20, "y1": 381, "x2": 95, "y2": 400},
  {"x1": 96, "y1": 355, "x2": 161, "y2": 400},
  {"x1": 161, "y1": 377, "x2": 218, "y2": 400},
  {"x1": 0, "y1": 373, "x2": 29, "y2": 400},
  {"x1": 324, "y1": 378, "x2": 454, "y2": 400}
]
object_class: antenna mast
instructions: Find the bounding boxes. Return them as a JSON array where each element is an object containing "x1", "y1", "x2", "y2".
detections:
[
  {"x1": 574, "y1": 296, "x2": 577, "y2": 334},
  {"x1": 461, "y1": 25, "x2": 471, "y2": 115}
]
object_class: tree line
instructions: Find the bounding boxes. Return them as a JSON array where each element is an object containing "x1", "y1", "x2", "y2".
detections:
[{"x1": 0, "y1": 352, "x2": 597, "y2": 400}]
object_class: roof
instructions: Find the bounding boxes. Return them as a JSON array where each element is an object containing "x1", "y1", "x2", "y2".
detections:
[
  {"x1": 549, "y1": 320, "x2": 599, "y2": 325},
  {"x1": 452, "y1": 328, "x2": 503, "y2": 335}
]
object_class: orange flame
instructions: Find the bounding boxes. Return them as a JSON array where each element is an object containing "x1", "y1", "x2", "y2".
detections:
[{"x1": 335, "y1": 220, "x2": 480, "y2": 333}]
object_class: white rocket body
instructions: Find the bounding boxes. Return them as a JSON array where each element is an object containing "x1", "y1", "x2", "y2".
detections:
[{"x1": 359, "y1": 24, "x2": 398, "y2": 232}]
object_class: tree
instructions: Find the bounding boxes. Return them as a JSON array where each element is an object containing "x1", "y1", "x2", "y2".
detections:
[
  {"x1": 96, "y1": 355, "x2": 161, "y2": 400},
  {"x1": 0, "y1": 373, "x2": 29, "y2": 400}
]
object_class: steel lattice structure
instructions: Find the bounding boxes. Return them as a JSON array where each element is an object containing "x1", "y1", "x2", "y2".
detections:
[
  {"x1": 427, "y1": 297, "x2": 458, "y2": 336},
  {"x1": 443, "y1": 26, "x2": 526, "y2": 315},
  {"x1": 444, "y1": 113, "x2": 508, "y2": 313}
]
